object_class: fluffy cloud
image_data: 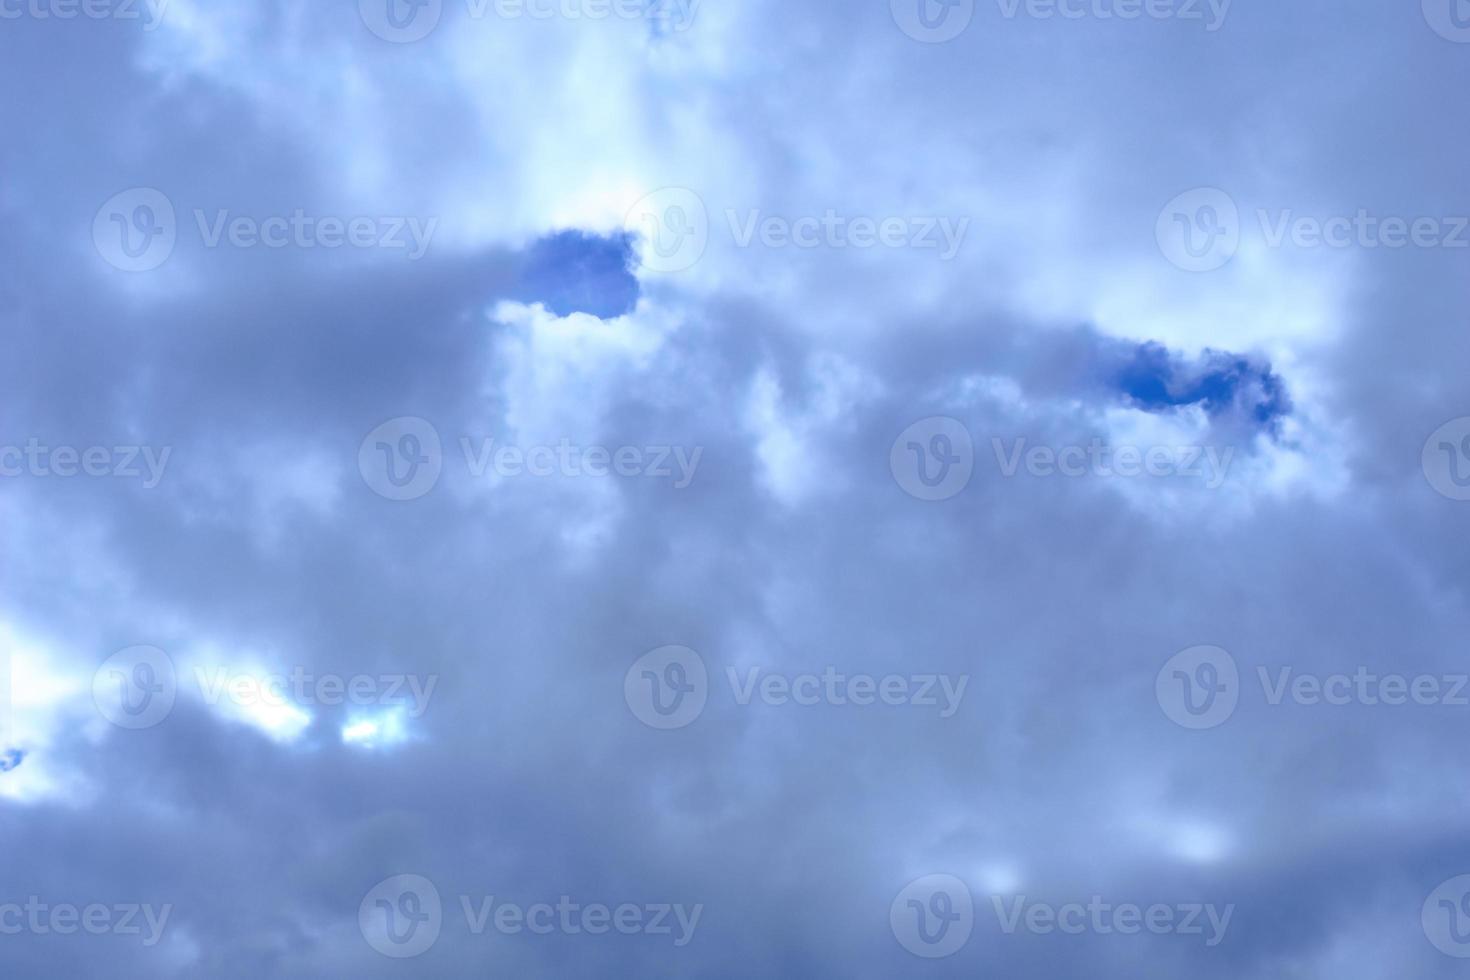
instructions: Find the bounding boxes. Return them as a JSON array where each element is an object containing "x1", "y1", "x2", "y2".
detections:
[{"x1": 2, "y1": 1, "x2": 1470, "y2": 977}]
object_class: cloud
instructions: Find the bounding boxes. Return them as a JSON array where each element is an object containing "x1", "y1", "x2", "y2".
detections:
[{"x1": 2, "y1": 2, "x2": 1470, "y2": 977}]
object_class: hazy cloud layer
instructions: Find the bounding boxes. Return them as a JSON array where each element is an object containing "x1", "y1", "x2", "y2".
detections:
[{"x1": 3, "y1": 1, "x2": 1470, "y2": 977}]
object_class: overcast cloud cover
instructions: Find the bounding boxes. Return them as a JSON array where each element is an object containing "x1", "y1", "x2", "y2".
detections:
[{"x1": 4, "y1": 0, "x2": 1470, "y2": 975}]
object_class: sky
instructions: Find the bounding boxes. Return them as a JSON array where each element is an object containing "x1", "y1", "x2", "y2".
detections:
[{"x1": 4, "y1": 0, "x2": 1470, "y2": 976}]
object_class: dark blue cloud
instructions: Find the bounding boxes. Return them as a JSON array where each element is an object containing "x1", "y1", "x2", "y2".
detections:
[{"x1": 1116, "y1": 342, "x2": 1292, "y2": 431}]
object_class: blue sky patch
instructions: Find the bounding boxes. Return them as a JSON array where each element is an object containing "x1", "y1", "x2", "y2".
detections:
[{"x1": 513, "y1": 230, "x2": 640, "y2": 319}]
